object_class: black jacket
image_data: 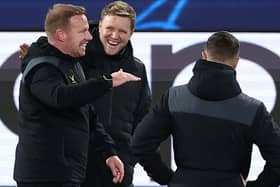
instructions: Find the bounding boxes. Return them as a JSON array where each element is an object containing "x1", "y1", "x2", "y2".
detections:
[
  {"x1": 14, "y1": 37, "x2": 116, "y2": 183},
  {"x1": 82, "y1": 23, "x2": 151, "y2": 165},
  {"x1": 132, "y1": 59, "x2": 280, "y2": 187}
]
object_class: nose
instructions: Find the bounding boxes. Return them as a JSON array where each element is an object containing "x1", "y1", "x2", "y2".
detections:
[
  {"x1": 86, "y1": 31, "x2": 93, "y2": 41},
  {"x1": 111, "y1": 31, "x2": 119, "y2": 39}
]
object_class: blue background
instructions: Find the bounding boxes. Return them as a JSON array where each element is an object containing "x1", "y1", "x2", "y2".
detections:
[{"x1": 0, "y1": 0, "x2": 280, "y2": 31}]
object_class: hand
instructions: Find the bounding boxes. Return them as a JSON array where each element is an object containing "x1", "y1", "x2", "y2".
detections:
[
  {"x1": 111, "y1": 69, "x2": 141, "y2": 87},
  {"x1": 106, "y1": 155, "x2": 124, "y2": 184},
  {"x1": 19, "y1": 43, "x2": 30, "y2": 60}
]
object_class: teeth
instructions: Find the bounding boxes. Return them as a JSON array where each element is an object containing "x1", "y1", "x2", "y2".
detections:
[{"x1": 108, "y1": 40, "x2": 118, "y2": 45}]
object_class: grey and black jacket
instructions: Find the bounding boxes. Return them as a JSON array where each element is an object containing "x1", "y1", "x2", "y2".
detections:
[{"x1": 132, "y1": 59, "x2": 280, "y2": 187}]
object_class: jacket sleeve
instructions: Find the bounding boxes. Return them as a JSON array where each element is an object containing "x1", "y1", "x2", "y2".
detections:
[
  {"x1": 132, "y1": 63, "x2": 152, "y2": 133},
  {"x1": 28, "y1": 65, "x2": 112, "y2": 109},
  {"x1": 89, "y1": 105, "x2": 117, "y2": 160},
  {"x1": 132, "y1": 90, "x2": 174, "y2": 185},
  {"x1": 246, "y1": 103, "x2": 280, "y2": 187}
]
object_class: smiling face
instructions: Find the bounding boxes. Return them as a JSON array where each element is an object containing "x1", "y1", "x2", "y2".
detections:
[
  {"x1": 99, "y1": 15, "x2": 133, "y2": 56},
  {"x1": 63, "y1": 14, "x2": 93, "y2": 57}
]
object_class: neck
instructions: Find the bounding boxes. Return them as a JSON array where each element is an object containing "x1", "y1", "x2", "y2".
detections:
[
  {"x1": 206, "y1": 57, "x2": 234, "y2": 68},
  {"x1": 48, "y1": 38, "x2": 71, "y2": 57}
]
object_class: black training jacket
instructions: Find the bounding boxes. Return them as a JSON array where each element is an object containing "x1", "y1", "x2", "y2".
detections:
[
  {"x1": 14, "y1": 36, "x2": 116, "y2": 183},
  {"x1": 132, "y1": 59, "x2": 280, "y2": 187},
  {"x1": 81, "y1": 23, "x2": 151, "y2": 166}
]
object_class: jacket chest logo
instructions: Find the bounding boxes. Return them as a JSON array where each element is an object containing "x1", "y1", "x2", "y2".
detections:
[{"x1": 69, "y1": 74, "x2": 77, "y2": 83}]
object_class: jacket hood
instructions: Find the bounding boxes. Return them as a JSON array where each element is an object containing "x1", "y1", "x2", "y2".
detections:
[
  {"x1": 21, "y1": 36, "x2": 47, "y2": 72},
  {"x1": 21, "y1": 36, "x2": 78, "y2": 73},
  {"x1": 188, "y1": 59, "x2": 241, "y2": 101}
]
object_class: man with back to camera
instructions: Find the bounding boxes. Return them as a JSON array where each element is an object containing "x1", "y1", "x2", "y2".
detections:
[
  {"x1": 132, "y1": 31, "x2": 280, "y2": 187},
  {"x1": 14, "y1": 3, "x2": 142, "y2": 187},
  {"x1": 18, "y1": 1, "x2": 151, "y2": 187}
]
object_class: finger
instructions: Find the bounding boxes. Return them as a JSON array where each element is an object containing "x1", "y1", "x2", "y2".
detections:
[
  {"x1": 118, "y1": 165, "x2": 124, "y2": 182},
  {"x1": 130, "y1": 75, "x2": 141, "y2": 81},
  {"x1": 113, "y1": 164, "x2": 124, "y2": 183},
  {"x1": 19, "y1": 52, "x2": 24, "y2": 60},
  {"x1": 112, "y1": 170, "x2": 121, "y2": 183},
  {"x1": 19, "y1": 44, "x2": 29, "y2": 60},
  {"x1": 119, "y1": 170, "x2": 124, "y2": 183},
  {"x1": 112, "y1": 176, "x2": 119, "y2": 184},
  {"x1": 20, "y1": 44, "x2": 28, "y2": 52}
]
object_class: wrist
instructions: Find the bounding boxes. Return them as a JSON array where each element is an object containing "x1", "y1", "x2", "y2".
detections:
[
  {"x1": 103, "y1": 74, "x2": 112, "y2": 80},
  {"x1": 106, "y1": 155, "x2": 117, "y2": 166},
  {"x1": 102, "y1": 74, "x2": 113, "y2": 88}
]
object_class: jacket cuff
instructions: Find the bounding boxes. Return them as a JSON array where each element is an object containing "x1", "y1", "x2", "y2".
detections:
[
  {"x1": 146, "y1": 165, "x2": 174, "y2": 185},
  {"x1": 102, "y1": 146, "x2": 117, "y2": 161},
  {"x1": 102, "y1": 74, "x2": 113, "y2": 88},
  {"x1": 246, "y1": 181, "x2": 259, "y2": 187}
]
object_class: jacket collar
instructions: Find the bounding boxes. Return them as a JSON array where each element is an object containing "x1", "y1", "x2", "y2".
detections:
[
  {"x1": 188, "y1": 59, "x2": 241, "y2": 101},
  {"x1": 21, "y1": 36, "x2": 79, "y2": 72}
]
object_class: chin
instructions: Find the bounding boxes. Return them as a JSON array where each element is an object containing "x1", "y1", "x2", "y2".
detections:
[
  {"x1": 106, "y1": 51, "x2": 116, "y2": 56},
  {"x1": 105, "y1": 49, "x2": 119, "y2": 56},
  {"x1": 80, "y1": 51, "x2": 86, "y2": 56}
]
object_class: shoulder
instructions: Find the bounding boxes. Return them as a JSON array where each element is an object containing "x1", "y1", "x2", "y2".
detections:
[
  {"x1": 132, "y1": 57, "x2": 145, "y2": 69},
  {"x1": 22, "y1": 56, "x2": 61, "y2": 78},
  {"x1": 133, "y1": 57, "x2": 143, "y2": 64},
  {"x1": 238, "y1": 93, "x2": 263, "y2": 108}
]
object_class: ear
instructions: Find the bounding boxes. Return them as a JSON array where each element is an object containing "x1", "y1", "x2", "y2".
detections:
[
  {"x1": 56, "y1": 28, "x2": 66, "y2": 42},
  {"x1": 130, "y1": 29, "x2": 134, "y2": 37},
  {"x1": 201, "y1": 50, "x2": 207, "y2": 60},
  {"x1": 98, "y1": 20, "x2": 102, "y2": 30},
  {"x1": 232, "y1": 56, "x2": 239, "y2": 69}
]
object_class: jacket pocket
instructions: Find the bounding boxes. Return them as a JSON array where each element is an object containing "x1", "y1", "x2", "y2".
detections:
[{"x1": 21, "y1": 130, "x2": 66, "y2": 164}]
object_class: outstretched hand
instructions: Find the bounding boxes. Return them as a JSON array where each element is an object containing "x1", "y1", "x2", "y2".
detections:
[
  {"x1": 106, "y1": 155, "x2": 124, "y2": 184},
  {"x1": 19, "y1": 43, "x2": 30, "y2": 60},
  {"x1": 111, "y1": 69, "x2": 141, "y2": 87}
]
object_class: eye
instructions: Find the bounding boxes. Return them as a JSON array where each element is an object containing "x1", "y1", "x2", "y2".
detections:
[
  {"x1": 105, "y1": 27, "x2": 114, "y2": 32},
  {"x1": 120, "y1": 30, "x2": 127, "y2": 34}
]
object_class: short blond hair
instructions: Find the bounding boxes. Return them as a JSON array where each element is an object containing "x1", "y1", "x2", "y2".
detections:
[
  {"x1": 44, "y1": 3, "x2": 86, "y2": 39},
  {"x1": 100, "y1": 1, "x2": 136, "y2": 31}
]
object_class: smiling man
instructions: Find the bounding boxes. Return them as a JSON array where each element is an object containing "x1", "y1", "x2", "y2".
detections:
[
  {"x1": 16, "y1": 2, "x2": 151, "y2": 187},
  {"x1": 14, "y1": 3, "x2": 142, "y2": 187},
  {"x1": 81, "y1": 1, "x2": 151, "y2": 187}
]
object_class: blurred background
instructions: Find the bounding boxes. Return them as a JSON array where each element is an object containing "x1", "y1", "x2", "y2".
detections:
[
  {"x1": 0, "y1": 0, "x2": 280, "y2": 31},
  {"x1": 1, "y1": 0, "x2": 280, "y2": 186}
]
